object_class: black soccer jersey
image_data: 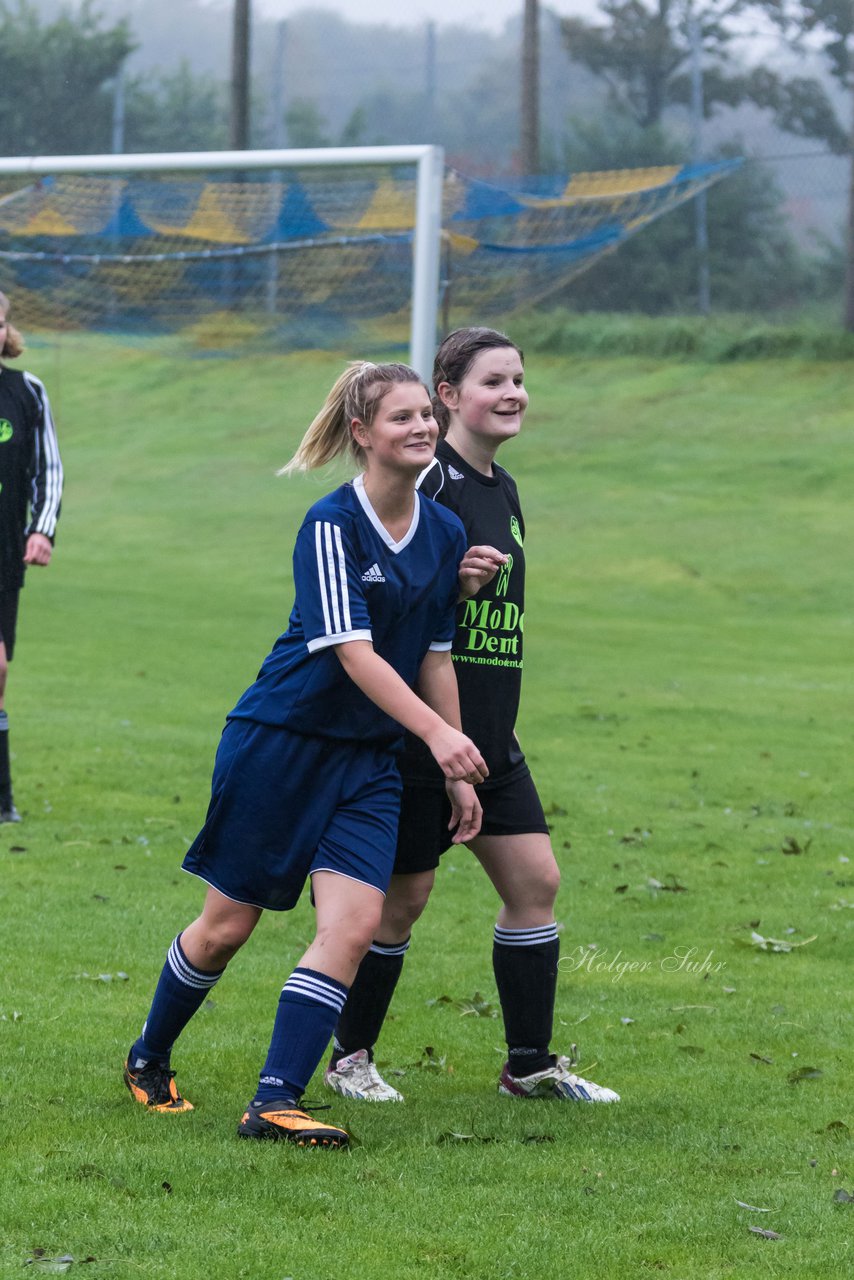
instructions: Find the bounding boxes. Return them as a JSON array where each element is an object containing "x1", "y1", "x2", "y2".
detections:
[
  {"x1": 399, "y1": 438, "x2": 527, "y2": 789},
  {"x1": 0, "y1": 368, "x2": 63, "y2": 591}
]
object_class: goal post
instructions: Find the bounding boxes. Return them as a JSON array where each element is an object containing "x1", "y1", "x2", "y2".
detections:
[{"x1": 0, "y1": 144, "x2": 445, "y2": 380}]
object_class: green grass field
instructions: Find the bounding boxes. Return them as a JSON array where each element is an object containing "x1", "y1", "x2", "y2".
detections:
[{"x1": 1, "y1": 335, "x2": 852, "y2": 1279}]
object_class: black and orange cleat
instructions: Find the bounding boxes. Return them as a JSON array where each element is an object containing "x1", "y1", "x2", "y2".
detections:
[
  {"x1": 123, "y1": 1057, "x2": 194, "y2": 1112},
  {"x1": 237, "y1": 1099, "x2": 349, "y2": 1148}
]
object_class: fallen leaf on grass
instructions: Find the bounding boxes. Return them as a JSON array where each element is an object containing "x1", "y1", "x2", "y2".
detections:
[
  {"x1": 821, "y1": 1120, "x2": 850, "y2": 1136},
  {"x1": 787, "y1": 1066, "x2": 823, "y2": 1084},
  {"x1": 426, "y1": 992, "x2": 497, "y2": 1018},
  {"x1": 74, "y1": 972, "x2": 129, "y2": 983},
  {"x1": 750, "y1": 1053, "x2": 774, "y2": 1065},
  {"x1": 406, "y1": 1046, "x2": 452, "y2": 1074},
  {"x1": 437, "y1": 1130, "x2": 499, "y2": 1145},
  {"x1": 781, "y1": 836, "x2": 811, "y2": 856},
  {"x1": 25, "y1": 1253, "x2": 96, "y2": 1273},
  {"x1": 832, "y1": 1188, "x2": 854, "y2": 1204},
  {"x1": 748, "y1": 1226, "x2": 783, "y2": 1240},
  {"x1": 523, "y1": 1133, "x2": 555, "y2": 1144},
  {"x1": 737, "y1": 931, "x2": 817, "y2": 953},
  {"x1": 735, "y1": 1199, "x2": 772, "y2": 1212},
  {"x1": 646, "y1": 875, "x2": 687, "y2": 892}
]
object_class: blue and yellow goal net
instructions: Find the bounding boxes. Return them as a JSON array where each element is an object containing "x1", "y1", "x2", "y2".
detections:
[{"x1": 0, "y1": 159, "x2": 739, "y2": 351}]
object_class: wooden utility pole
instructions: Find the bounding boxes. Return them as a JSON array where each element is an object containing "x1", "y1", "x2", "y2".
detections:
[
  {"x1": 521, "y1": 0, "x2": 540, "y2": 174},
  {"x1": 230, "y1": 0, "x2": 251, "y2": 151}
]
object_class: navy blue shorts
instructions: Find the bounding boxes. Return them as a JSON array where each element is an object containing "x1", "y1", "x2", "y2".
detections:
[
  {"x1": 393, "y1": 766, "x2": 549, "y2": 875},
  {"x1": 182, "y1": 719, "x2": 402, "y2": 911}
]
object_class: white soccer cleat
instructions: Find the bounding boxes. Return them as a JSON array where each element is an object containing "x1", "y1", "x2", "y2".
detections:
[
  {"x1": 498, "y1": 1054, "x2": 620, "y2": 1102},
  {"x1": 324, "y1": 1048, "x2": 404, "y2": 1102}
]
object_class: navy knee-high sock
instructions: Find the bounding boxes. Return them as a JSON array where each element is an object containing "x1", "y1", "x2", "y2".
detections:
[
  {"x1": 255, "y1": 967, "x2": 349, "y2": 1106},
  {"x1": 129, "y1": 934, "x2": 225, "y2": 1067},
  {"x1": 331, "y1": 937, "x2": 410, "y2": 1064},
  {"x1": 493, "y1": 923, "x2": 560, "y2": 1078}
]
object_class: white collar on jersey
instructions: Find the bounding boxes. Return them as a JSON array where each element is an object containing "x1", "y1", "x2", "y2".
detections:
[{"x1": 353, "y1": 472, "x2": 421, "y2": 553}]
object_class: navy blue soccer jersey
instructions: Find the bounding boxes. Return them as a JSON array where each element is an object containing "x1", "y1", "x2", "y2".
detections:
[{"x1": 229, "y1": 474, "x2": 466, "y2": 746}]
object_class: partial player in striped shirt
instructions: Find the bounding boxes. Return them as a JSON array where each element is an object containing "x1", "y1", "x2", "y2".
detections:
[
  {"x1": 123, "y1": 360, "x2": 492, "y2": 1150},
  {"x1": 0, "y1": 292, "x2": 63, "y2": 823}
]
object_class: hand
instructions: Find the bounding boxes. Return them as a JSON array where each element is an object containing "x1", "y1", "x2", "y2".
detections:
[
  {"x1": 24, "y1": 533, "x2": 52, "y2": 566},
  {"x1": 458, "y1": 545, "x2": 507, "y2": 600},
  {"x1": 423, "y1": 723, "x2": 488, "y2": 784},
  {"x1": 445, "y1": 780, "x2": 483, "y2": 844}
]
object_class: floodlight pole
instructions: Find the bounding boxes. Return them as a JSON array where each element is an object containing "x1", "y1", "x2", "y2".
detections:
[{"x1": 0, "y1": 144, "x2": 445, "y2": 380}]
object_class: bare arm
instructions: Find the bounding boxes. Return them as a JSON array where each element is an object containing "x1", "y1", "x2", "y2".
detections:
[
  {"x1": 416, "y1": 650, "x2": 483, "y2": 844},
  {"x1": 334, "y1": 641, "x2": 487, "y2": 784}
]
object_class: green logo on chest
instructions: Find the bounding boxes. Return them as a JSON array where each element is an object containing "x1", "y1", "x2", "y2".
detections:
[
  {"x1": 510, "y1": 515, "x2": 523, "y2": 547},
  {"x1": 0, "y1": 420, "x2": 13, "y2": 443}
]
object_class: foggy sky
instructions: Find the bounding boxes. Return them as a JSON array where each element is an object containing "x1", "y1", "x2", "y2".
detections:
[{"x1": 252, "y1": 0, "x2": 597, "y2": 33}]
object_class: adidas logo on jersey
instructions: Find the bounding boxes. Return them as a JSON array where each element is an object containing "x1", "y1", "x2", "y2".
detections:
[
  {"x1": 361, "y1": 563, "x2": 386, "y2": 583},
  {"x1": 448, "y1": 465, "x2": 465, "y2": 480}
]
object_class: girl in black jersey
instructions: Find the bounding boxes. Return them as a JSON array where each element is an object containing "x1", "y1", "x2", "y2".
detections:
[
  {"x1": 0, "y1": 292, "x2": 63, "y2": 822},
  {"x1": 327, "y1": 327, "x2": 620, "y2": 1104}
]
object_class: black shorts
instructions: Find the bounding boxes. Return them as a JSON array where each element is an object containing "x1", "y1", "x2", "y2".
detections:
[
  {"x1": 394, "y1": 767, "x2": 549, "y2": 875},
  {"x1": 0, "y1": 590, "x2": 20, "y2": 662}
]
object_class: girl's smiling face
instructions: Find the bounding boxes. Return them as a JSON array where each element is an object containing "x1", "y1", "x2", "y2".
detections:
[
  {"x1": 440, "y1": 346, "x2": 528, "y2": 445},
  {"x1": 353, "y1": 381, "x2": 438, "y2": 475}
]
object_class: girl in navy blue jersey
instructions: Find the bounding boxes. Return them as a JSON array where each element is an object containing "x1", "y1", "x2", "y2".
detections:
[
  {"x1": 123, "y1": 361, "x2": 488, "y2": 1149},
  {"x1": 326, "y1": 328, "x2": 620, "y2": 1105}
]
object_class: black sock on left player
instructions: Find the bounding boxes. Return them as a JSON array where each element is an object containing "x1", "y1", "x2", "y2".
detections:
[
  {"x1": 330, "y1": 937, "x2": 410, "y2": 1064},
  {"x1": 0, "y1": 710, "x2": 13, "y2": 810},
  {"x1": 493, "y1": 923, "x2": 560, "y2": 1078}
]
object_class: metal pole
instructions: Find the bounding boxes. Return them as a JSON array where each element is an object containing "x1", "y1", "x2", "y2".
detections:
[
  {"x1": 269, "y1": 20, "x2": 287, "y2": 148},
  {"x1": 689, "y1": 13, "x2": 711, "y2": 315},
  {"x1": 411, "y1": 145, "x2": 444, "y2": 381},
  {"x1": 521, "y1": 0, "x2": 540, "y2": 175},
  {"x1": 230, "y1": 0, "x2": 252, "y2": 151},
  {"x1": 266, "y1": 21, "x2": 288, "y2": 315},
  {"x1": 424, "y1": 21, "x2": 437, "y2": 142},
  {"x1": 0, "y1": 146, "x2": 443, "y2": 176},
  {"x1": 111, "y1": 63, "x2": 126, "y2": 155}
]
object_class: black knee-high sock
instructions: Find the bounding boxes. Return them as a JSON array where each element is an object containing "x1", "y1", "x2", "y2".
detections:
[
  {"x1": 0, "y1": 711, "x2": 12, "y2": 808},
  {"x1": 330, "y1": 937, "x2": 410, "y2": 1064},
  {"x1": 493, "y1": 923, "x2": 560, "y2": 1077}
]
